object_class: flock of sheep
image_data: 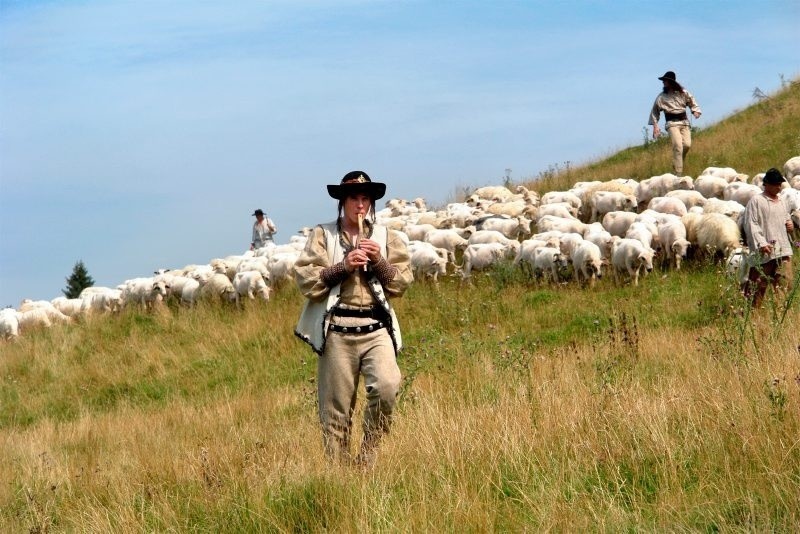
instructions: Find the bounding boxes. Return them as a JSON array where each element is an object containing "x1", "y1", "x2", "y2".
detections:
[{"x1": 2, "y1": 156, "x2": 799, "y2": 341}]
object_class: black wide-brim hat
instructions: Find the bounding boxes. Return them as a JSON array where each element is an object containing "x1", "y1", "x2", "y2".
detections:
[
  {"x1": 327, "y1": 171, "x2": 386, "y2": 200},
  {"x1": 658, "y1": 70, "x2": 683, "y2": 90},
  {"x1": 762, "y1": 168, "x2": 786, "y2": 185}
]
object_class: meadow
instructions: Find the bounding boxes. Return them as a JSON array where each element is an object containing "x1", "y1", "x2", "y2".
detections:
[{"x1": 2, "y1": 80, "x2": 800, "y2": 531}]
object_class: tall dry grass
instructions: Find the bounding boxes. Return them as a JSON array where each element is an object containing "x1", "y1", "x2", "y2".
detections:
[
  {"x1": 2, "y1": 262, "x2": 800, "y2": 531},
  {"x1": 3, "y1": 81, "x2": 800, "y2": 531}
]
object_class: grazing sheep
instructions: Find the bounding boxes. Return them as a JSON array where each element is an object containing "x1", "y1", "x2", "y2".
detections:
[
  {"x1": 532, "y1": 247, "x2": 569, "y2": 284},
  {"x1": 703, "y1": 198, "x2": 746, "y2": 225},
  {"x1": 666, "y1": 189, "x2": 707, "y2": 209},
  {"x1": 602, "y1": 211, "x2": 638, "y2": 238},
  {"x1": 589, "y1": 191, "x2": 637, "y2": 222},
  {"x1": 199, "y1": 273, "x2": 237, "y2": 303},
  {"x1": 723, "y1": 182, "x2": 762, "y2": 206},
  {"x1": 536, "y1": 215, "x2": 588, "y2": 235},
  {"x1": 461, "y1": 242, "x2": 513, "y2": 279},
  {"x1": 635, "y1": 173, "x2": 694, "y2": 207},
  {"x1": 233, "y1": 270, "x2": 271, "y2": 302},
  {"x1": 783, "y1": 156, "x2": 800, "y2": 180},
  {"x1": 647, "y1": 196, "x2": 688, "y2": 217},
  {"x1": 658, "y1": 221, "x2": 691, "y2": 270},
  {"x1": 51, "y1": 296, "x2": 87, "y2": 317},
  {"x1": 700, "y1": 166, "x2": 748, "y2": 183},
  {"x1": 408, "y1": 244, "x2": 448, "y2": 283},
  {"x1": 0, "y1": 308, "x2": 20, "y2": 339},
  {"x1": 694, "y1": 175, "x2": 729, "y2": 199},
  {"x1": 611, "y1": 238, "x2": 655, "y2": 286},
  {"x1": 695, "y1": 213, "x2": 742, "y2": 258},
  {"x1": 571, "y1": 240, "x2": 604, "y2": 286}
]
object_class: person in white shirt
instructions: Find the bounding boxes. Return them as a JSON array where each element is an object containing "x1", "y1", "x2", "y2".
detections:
[
  {"x1": 648, "y1": 70, "x2": 702, "y2": 175},
  {"x1": 742, "y1": 168, "x2": 795, "y2": 308},
  {"x1": 250, "y1": 209, "x2": 277, "y2": 250}
]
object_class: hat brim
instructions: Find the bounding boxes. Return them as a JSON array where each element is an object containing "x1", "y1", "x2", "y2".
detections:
[
  {"x1": 658, "y1": 76, "x2": 683, "y2": 90},
  {"x1": 327, "y1": 182, "x2": 386, "y2": 200}
]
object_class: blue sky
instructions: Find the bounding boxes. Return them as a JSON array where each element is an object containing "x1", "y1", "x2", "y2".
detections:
[{"x1": 1, "y1": 0, "x2": 798, "y2": 307}]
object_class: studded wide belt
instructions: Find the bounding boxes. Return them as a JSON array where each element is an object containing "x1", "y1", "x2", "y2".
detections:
[{"x1": 328, "y1": 321, "x2": 386, "y2": 334}]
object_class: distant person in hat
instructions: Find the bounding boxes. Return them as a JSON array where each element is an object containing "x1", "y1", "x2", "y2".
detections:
[
  {"x1": 250, "y1": 208, "x2": 277, "y2": 250},
  {"x1": 742, "y1": 168, "x2": 795, "y2": 308},
  {"x1": 294, "y1": 170, "x2": 413, "y2": 467},
  {"x1": 648, "y1": 70, "x2": 702, "y2": 175}
]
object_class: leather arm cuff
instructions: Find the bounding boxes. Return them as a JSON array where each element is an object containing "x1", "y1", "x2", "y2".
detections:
[
  {"x1": 372, "y1": 258, "x2": 397, "y2": 286},
  {"x1": 321, "y1": 262, "x2": 349, "y2": 287}
]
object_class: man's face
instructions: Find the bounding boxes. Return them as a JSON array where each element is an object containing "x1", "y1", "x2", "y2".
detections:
[
  {"x1": 763, "y1": 182, "x2": 783, "y2": 196},
  {"x1": 344, "y1": 193, "x2": 372, "y2": 226}
]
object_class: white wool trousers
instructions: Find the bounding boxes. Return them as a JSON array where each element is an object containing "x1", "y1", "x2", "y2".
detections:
[
  {"x1": 317, "y1": 321, "x2": 401, "y2": 460},
  {"x1": 667, "y1": 123, "x2": 692, "y2": 174}
]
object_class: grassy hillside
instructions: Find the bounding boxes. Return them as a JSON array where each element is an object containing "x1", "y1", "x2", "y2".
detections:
[
  {"x1": 2, "y1": 83, "x2": 800, "y2": 531},
  {"x1": 528, "y1": 79, "x2": 800, "y2": 193}
]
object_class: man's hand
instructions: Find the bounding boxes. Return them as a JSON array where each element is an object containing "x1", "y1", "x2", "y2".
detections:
[
  {"x1": 692, "y1": 111, "x2": 701, "y2": 119},
  {"x1": 652, "y1": 125, "x2": 661, "y2": 139},
  {"x1": 787, "y1": 220, "x2": 795, "y2": 233},
  {"x1": 358, "y1": 238, "x2": 383, "y2": 263}
]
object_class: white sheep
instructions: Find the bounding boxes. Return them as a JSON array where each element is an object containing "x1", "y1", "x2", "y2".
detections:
[
  {"x1": 536, "y1": 215, "x2": 588, "y2": 235},
  {"x1": 532, "y1": 246, "x2": 569, "y2": 284},
  {"x1": 703, "y1": 198, "x2": 745, "y2": 225},
  {"x1": 658, "y1": 221, "x2": 691, "y2": 270},
  {"x1": 625, "y1": 221, "x2": 656, "y2": 249},
  {"x1": 695, "y1": 213, "x2": 742, "y2": 258},
  {"x1": 478, "y1": 216, "x2": 532, "y2": 240},
  {"x1": 665, "y1": 189, "x2": 707, "y2": 209},
  {"x1": 783, "y1": 156, "x2": 800, "y2": 180},
  {"x1": 602, "y1": 211, "x2": 638, "y2": 237},
  {"x1": 700, "y1": 166, "x2": 748, "y2": 183},
  {"x1": 534, "y1": 202, "x2": 578, "y2": 221},
  {"x1": 232, "y1": 271, "x2": 271, "y2": 302},
  {"x1": 694, "y1": 175, "x2": 729, "y2": 199},
  {"x1": 584, "y1": 228, "x2": 615, "y2": 259},
  {"x1": 635, "y1": 173, "x2": 694, "y2": 207},
  {"x1": 121, "y1": 277, "x2": 169, "y2": 310},
  {"x1": 17, "y1": 307, "x2": 71, "y2": 331},
  {"x1": 611, "y1": 238, "x2": 655, "y2": 286},
  {"x1": 589, "y1": 191, "x2": 637, "y2": 222},
  {"x1": 0, "y1": 308, "x2": 20, "y2": 339},
  {"x1": 51, "y1": 296, "x2": 87, "y2": 317},
  {"x1": 723, "y1": 182, "x2": 762, "y2": 206},
  {"x1": 468, "y1": 230, "x2": 521, "y2": 256},
  {"x1": 647, "y1": 196, "x2": 688, "y2": 217},
  {"x1": 199, "y1": 273, "x2": 237, "y2": 303},
  {"x1": 408, "y1": 243, "x2": 448, "y2": 283},
  {"x1": 513, "y1": 237, "x2": 560, "y2": 272},
  {"x1": 424, "y1": 229, "x2": 470, "y2": 265},
  {"x1": 461, "y1": 242, "x2": 513, "y2": 279},
  {"x1": 540, "y1": 190, "x2": 582, "y2": 211},
  {"x1": 571, "y1": 240, "x2": 603, "y2": 286}
]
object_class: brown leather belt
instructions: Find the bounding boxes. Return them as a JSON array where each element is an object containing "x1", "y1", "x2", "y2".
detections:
[{"x1": 665, "y1": 112, "x2": 687, "y2": 122}]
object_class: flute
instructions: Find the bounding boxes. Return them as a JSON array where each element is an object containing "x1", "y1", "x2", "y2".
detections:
[{"x1": 357, "y1": 214, "x2": 367, "y2": 271}]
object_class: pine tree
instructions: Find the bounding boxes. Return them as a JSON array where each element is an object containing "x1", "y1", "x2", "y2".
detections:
[{"x1": 63, "y1": 260, "x2": 95, "y2": 299}]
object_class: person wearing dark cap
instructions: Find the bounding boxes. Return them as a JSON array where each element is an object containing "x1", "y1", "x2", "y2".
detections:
[
  {"x1": 742, "y1": 168, "x2": 795, "y2": 308},
  {"x1": 648, "y1": 71, "x2": 702, "y2": 175},
  {"x1": 250, "y1": 208, "x2": 277, "y2": 250},
  {"x1": 294, "y1": 171, "x2": 413, "y2": 466}
]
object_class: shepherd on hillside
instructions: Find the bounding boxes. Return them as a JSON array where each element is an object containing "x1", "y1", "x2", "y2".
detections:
[
  {"x1": 648, "y1": 70, "x2": 702, "y2": 175},
  {"x1": 294, "y1": 171, "x2": 414, "y2": 467}
]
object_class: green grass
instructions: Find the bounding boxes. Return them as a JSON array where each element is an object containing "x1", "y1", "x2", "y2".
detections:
[{"x1": 2, "y1": 80, "x2": 800, "y2": 532}]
